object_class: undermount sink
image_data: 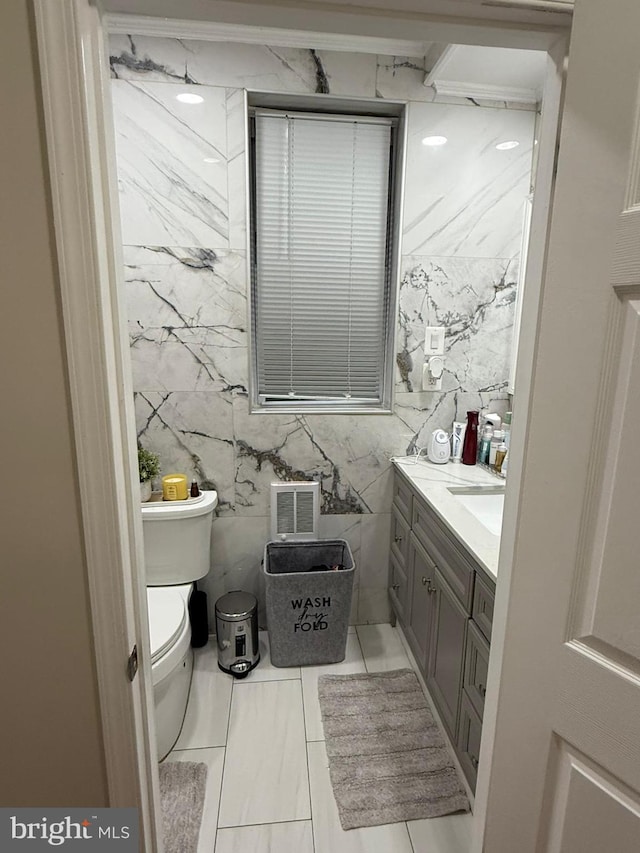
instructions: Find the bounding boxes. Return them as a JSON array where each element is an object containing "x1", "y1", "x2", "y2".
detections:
[{"x1": 447, "y1": 485, "x2": 505, "y2": 536}]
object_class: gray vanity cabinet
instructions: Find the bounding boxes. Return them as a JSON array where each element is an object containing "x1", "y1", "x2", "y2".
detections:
[
  {"x1": 406, "y1": 533, "x2": 437, "y2": 667},
  {"x1": 389, "y1": 504, "x2": 411, "y2": 624},
  {"x1": 388, "y1": 467, "x2": 496, "y2": 793},
  {"x1": 426, "y1": 568, "x2": 468, "y2": 740}
]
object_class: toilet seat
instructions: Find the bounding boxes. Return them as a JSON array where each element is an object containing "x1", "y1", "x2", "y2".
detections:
[{"x1": 147, "y1": 587, "x2": 191, "y2": 685}]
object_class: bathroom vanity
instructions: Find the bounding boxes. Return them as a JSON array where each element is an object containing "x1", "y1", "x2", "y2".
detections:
[{"x1": 389, "y1": 459, "x2": 502, "y2": 791}]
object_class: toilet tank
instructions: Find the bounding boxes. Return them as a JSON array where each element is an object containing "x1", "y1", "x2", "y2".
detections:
[{"x1": 141, "y1": 491, "x2": 218, "y2": 585}]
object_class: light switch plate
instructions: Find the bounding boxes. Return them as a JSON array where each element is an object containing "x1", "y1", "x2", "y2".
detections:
[{"x1": 425, "y1": 326, "x2": 445, "y2": 355}]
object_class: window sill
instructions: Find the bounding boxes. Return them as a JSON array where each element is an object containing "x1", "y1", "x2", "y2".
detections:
[{"x1": 249, "y1": 404, "x2": 394, "y2": 416}]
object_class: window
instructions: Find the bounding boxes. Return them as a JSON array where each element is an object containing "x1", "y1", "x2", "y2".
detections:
[{"x1": 249, "y1": 102, "x2": 402, "y2": 412}]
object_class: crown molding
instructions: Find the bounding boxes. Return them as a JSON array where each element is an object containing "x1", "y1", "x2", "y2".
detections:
[
  {"x1": 432, "y1": 79, "x2": 540, "y2": 104},
  {"x1": 105, "y1": 13, "x2": 429, "y2": 56}
]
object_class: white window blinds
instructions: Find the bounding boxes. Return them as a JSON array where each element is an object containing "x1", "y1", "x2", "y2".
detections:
[{"x1": 253, "y1": 110, "x2": 393, "y2": 405}]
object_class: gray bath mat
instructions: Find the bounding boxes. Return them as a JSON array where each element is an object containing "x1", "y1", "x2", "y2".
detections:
[
  {"x1": 318, "y1": 669, "x2": 469, "y2": 830},
  {"x1": 158, "y1": 761, "x2": 208, "y2": 853}
]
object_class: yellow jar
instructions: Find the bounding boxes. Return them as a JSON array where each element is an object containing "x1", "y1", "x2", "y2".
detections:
[{"x1": 162, "y1": 474, "x2": 188, "y2": 501}]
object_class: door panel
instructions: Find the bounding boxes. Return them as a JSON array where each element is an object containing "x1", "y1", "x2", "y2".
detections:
[
  {"x1": 389, "y1": 552, "x2": 410, "y2": 627},
  {"x1": 426, "y1": 568, "x2": 467, "y2": 739},
  {"x1": 481, "y1": 1, "x2": 640, "y2": 850},
  {"x1": 463, "y1": 620, "x2": 490, "y2": 718},
  {"x1": 390, "y1": 506, "x2": 410, "y2": 568},
  {"x1": 406, "y1": 533, "x2": 436, "y2": 670},
  {"x1": 458, "y1": 692, "x2": 483, "y2": 791},
  {"x1": 575, "y1": 295, "x2": 640, "y2": 661},
  {"x1": 545, "y1": 746, "x2": 640, "y2": 853}
]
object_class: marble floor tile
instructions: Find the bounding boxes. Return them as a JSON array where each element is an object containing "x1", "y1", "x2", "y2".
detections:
[
  {"x1": 174, "y1": 641, "x2": 232, "y2": 750},
  {"x1": 300, "y1": 633, "x2": 367, "y2": 742},
  {"x1": 356, "y1": 623, "x2": 411, "y2": 672},
  {"x1": 232, "y1": 631, "x2": 301, "y2": 683},
  {"x1": 162, "y1": 746, "x2": 225, "y2": 853},
  {"x1": 407, "y1": 812, "x2": 474, "y2": 853},
  {"x1": 215, "y1": 821, "x2": 314, "y2": 853},
  {"x1": 307, "y1": 740, "x2": 414, "y2": 853},
  {"x1": 217, "y1": 680, "x2": 310, "y2": 826}
]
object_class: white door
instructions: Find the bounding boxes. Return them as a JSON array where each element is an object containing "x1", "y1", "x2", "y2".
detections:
[{"x1": 479, "y1": 0, "x2": 640, "y2": 850}]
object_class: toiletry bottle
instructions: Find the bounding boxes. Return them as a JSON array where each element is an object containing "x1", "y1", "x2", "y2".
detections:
[
  {"x1": 503, "y1": 411, "x2": 512, "y2": 449},
  {"x1": 489, "y1": 429, "x2": 505, "y2": 466},
  {"x1": 494, "y1": 442, "x2": 508, "y2": 474},
  {"x1": 451, "y1": 421, "x2": 467, "y2": 462},
  {"x1": 190, "y1": 479, "x2": 200, "y2": 498},
  {"x1": 478, "y1": 424, "x2": 493, "y2": 464},
  {"x1": 461, "y1": 411, "x2": 479, "y2": 465}
]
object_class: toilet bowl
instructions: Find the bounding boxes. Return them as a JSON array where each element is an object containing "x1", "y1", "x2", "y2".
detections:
[
  {"x1": 141, "y1": 490, "x2": 218, "y2": 760},
  {"x1": 148, "y1": 584, "x2": 193, "y2": 760}
]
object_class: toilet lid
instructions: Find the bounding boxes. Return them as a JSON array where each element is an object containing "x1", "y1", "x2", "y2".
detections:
[{"x1": 147, "y1": 588, "x2": 188, "y2": 664}]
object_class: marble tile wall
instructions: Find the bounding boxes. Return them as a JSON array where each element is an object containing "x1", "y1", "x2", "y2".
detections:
[{"x1": 110, "y1": 34, "x2": 535, "y2": 625}]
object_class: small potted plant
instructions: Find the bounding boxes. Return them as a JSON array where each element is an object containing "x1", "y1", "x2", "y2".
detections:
[{"x1": 138, "y1": 445, "x2": 160, "y2": 502}]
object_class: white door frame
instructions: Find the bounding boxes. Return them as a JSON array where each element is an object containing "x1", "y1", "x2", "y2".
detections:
[
  {"x1": 33, "y1": 2, "x2": 162, "y2": 849},
  {"x1": 33, "y1": 1, "x2": 569, "y2": 849}
]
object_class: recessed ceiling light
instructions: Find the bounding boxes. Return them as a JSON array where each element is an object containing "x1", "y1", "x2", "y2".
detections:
[
  {"x1": 422, "y1": 135, "x2": 448, "y2": 147},
  {"x1": 176, "y1": 93, "x2": 204, "y2": 104},
  {"x1": 203, "y1": 157, "x2": 220, "y2": 164},
  {"x1": 496, "y1": 140, "x2": 520, "y2": 150}
]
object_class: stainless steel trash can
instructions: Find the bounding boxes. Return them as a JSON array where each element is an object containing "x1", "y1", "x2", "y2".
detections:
[{"x1": 215, "y1": 591, "x2": 260, "y2": 678}]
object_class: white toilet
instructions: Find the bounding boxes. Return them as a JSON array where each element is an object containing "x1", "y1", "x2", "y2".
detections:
[{"x1": 141, "y1": 490, "x2": 218, "y2": 760}]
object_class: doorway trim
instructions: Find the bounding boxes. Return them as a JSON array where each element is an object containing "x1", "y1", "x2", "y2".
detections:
[
  {"x1": 32, "y1": 1, "x2": 161, "y2": 849},
  {"x1": 33, "y1": 1, "x2": 569, "y2": 849}
]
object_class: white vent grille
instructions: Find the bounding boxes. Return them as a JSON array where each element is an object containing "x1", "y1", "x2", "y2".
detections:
[
  {"x1": 271, "y1": 482, "x2": 320, "y2": 541},
  {"x1": 276, "y1": 491, "x2": 295, "y2": 534}
]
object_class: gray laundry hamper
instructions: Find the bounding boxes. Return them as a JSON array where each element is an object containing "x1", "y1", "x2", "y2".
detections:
[{"x1": 263, "y1": 539, "x2": 355, "y2": 667}]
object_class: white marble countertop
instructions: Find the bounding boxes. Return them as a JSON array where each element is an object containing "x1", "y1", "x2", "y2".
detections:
[{"x1": 392, "y1": 457, "x2": 503, "y2": 583}]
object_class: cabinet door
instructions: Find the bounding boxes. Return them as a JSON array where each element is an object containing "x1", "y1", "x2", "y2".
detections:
[
  {"x1": 390, "y1": 505, "x2": 410, "y2": 568},
  {"x1": 392, "y1": 473, "x2": 412, "y2": 525},
  {"x1": 463, "y1": 619, "x2": 490, "y2": 718},
  {"x1": 388, "y1": 552, "x2": 410, "y2": 627},
  {"x1": 457, "y1": 691, "x2": 483, "y2": 792},
  {"x1": 406, "y1": 533, "x2": 436, "y2": 673},
  {"x1": 426, "y1": 568, "x2": 468, "y2": 740}
]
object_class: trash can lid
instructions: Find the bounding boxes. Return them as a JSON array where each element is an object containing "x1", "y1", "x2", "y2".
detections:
[{"x1": 215, "y1": 590, "x2": 257, "y2": 620}]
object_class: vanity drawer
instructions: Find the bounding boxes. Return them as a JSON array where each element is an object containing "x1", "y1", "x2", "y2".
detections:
[
  {"x1": 472, "y1": 573, "x2": 495, "y2": 642},
  {"x1": 393, "y1": 474, "x2": 413, "y2": 525},
  {"x1": 411, "y1": 496, "x2": 474, "y2": 610},
  {"x1": 457, "y1": 691, "x2": 483, "y2": 791},
  {"x1": 389, "y1": 553, "x2": 410, "y2": 626},
  {"x1": 390, "y1": 505, "x2": 410, "y2": 567},
  {"x1": 463, "y1": 620, "x2": 490, "y2": 718}
]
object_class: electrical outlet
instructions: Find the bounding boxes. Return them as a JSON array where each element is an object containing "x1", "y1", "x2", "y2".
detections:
[{"x1": 422, "y1": 362, "x2": 443, "y2": 391}]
